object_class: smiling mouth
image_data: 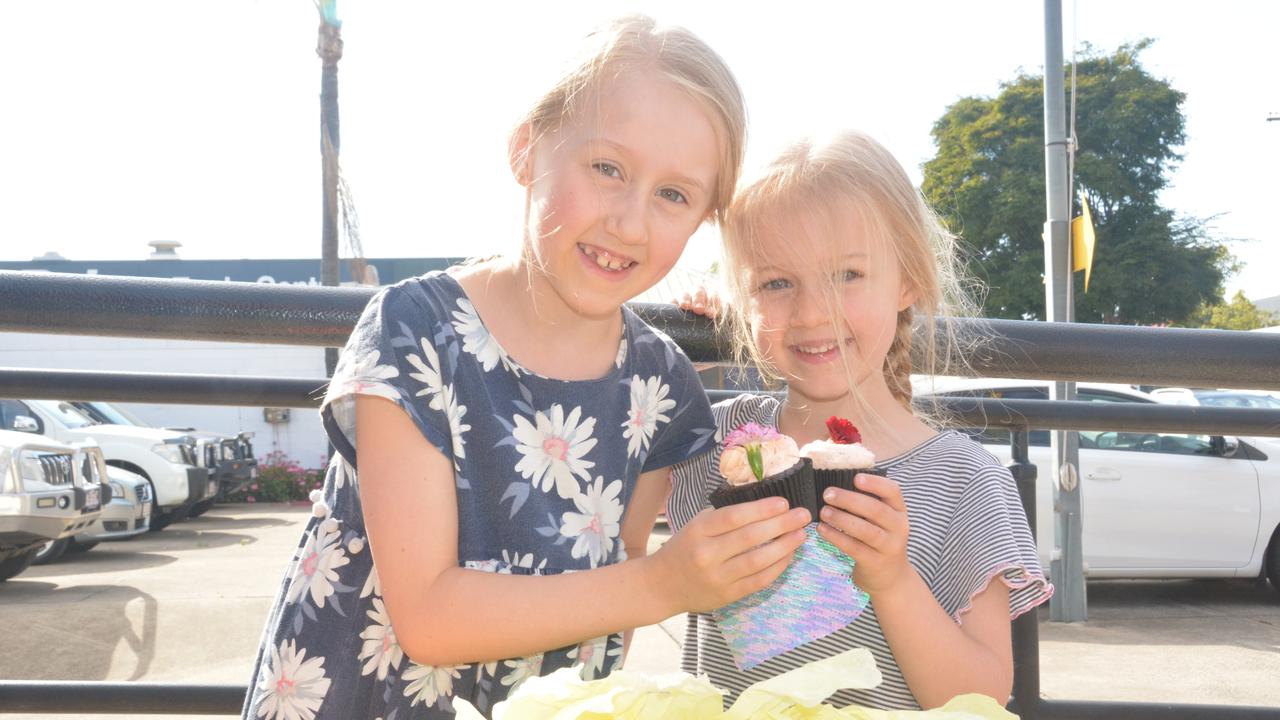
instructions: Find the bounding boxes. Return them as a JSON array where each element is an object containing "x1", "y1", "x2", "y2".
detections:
[
  {"x1": 578, "y1": 243, "x2": 637, "y2": 272},
  {"x1": 789, "y1": 339, "x2": 852, "y2": 359}
]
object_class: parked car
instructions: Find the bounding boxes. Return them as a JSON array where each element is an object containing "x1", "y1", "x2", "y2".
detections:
[
  {"x1": 1149, "y1": 387, "x2": 1280, "y2": 410},
  {"x1": 0, "y1": 399, "x2": 212, "y2": 531},
  {"x1": 0, "y1": 429, "x2": 106, "y2": 580},
  {"x1": 34, "y1": 464, "x2": 153, "y2": 564},
  {"x1": 71, "y1": 401, "x2": 258, "y2": 517},
  {"x1": 920, "y1": 378, "x2": 1280, "y2": 593}
]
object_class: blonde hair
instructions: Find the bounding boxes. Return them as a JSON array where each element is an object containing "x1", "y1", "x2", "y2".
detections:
[
  {"x1": 720, "y1": 131, "x2": 983, "y2": 422},
  {"x1": 516, "y1": 15, "x2": 746, "y2": 223}
]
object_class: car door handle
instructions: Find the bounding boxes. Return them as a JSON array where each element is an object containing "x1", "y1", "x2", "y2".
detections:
[{"x1": 1087, "y1": 469, "x2": 1121, "y2": 482}]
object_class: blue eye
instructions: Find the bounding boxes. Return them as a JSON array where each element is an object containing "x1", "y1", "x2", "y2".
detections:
[
  {"x1": 759, "y1": 278, "x2": 792, "y2": 292},
  {"x1": 593, "y1": 162, "x2": 622, "y2": 179},
  {"x1": 838, "y1": 269, "x2": 863, "y2": 283},
  {"x1": 658, "y1": 187, "x2": 688, "y2": 205}
]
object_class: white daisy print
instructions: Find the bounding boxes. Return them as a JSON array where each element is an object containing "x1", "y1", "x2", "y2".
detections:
[
  {"x1": 287, "y1": 518, "x2": 349, "y2": 609},
  {"x1": 405, "y1": 338, "x2": 446, "y2": 399},
  {"x1": 406, "y1": 337, "x2": 471, "y2": 466},
  {"x1": 359, "y1": 564, "x2": 380, "y2": 599},
  {"x1": 570, "y1": 636, "x2": 608, "y2": 680},
  {"x1": 500, "y1": 654, "x2": 544, "y2": 691},
  {"x1": 512, "y1": 404, "x2": 597, "y2": 499},
  {"x1": 357, "y1": 597, "x2": 404, "y2": 681},
  {"x1": 331, "y1": 349, "x2": 400, "y2": 394},
  {"x1": 402, "y1": 661, "x2": 465, "y2": 707},
  {"x1": 452, "y1": 298, "x2": 520, "y2": 375},
  {"x1": 621, "y1": 375, "x2": 676, "y2": 458},
  {"x1": 499, "y1": 549, "x2": 548, "y2": 574},
  {"x1": 559, "y1": 477, "x2": 624, "y2": 568},
  {"x1": 437, "y1": 383, "x2": 470, "y2": 467},
  {"x1": 255, "y1": 639, "x2": 331, "y2": 720}
]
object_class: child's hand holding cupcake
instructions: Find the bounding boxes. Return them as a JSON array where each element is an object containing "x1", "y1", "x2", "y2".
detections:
[{"x1": 815, "y1": 442, "x2": 913, "y2": 596}]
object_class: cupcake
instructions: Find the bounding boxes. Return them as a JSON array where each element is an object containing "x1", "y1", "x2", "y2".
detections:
[
  {"x1": 799, "y1": 416, "x2": 886, "y2": 511},
  {"x1": 708, "y1": 423, "x2": 817, "y2": 517}
]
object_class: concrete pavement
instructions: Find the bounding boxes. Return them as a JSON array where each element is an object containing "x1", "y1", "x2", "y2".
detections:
[{"x1": 1, "y1": 504, "x2": 1277, "y2": 717}]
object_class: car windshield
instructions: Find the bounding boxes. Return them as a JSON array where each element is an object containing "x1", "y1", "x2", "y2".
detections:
[
  {"x1": 30, "y1": 400, "x2": 99, "y2": 429},
  {"x1": 1197, "y1": 393, "x2": 1280, "y2": 409},
  {"x1": 79, "y1": 402, "x2": 150, "y2": 427}
]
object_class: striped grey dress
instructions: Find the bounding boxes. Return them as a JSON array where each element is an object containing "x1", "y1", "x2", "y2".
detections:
[{"x1": 666, "y1": 393, "x2": 1052, "y2": 710}]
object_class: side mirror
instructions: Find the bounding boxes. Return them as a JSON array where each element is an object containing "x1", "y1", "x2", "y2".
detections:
[
  {"x1": 13, "y1": 415, "x2": 39, "y2": 433},
  {"x1": 1211, "y1": 435, "x2": 1239, "y2": 457}
]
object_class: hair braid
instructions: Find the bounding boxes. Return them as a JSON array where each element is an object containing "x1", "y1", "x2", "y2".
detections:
[{"x1": 884, "y1": 307, "x2": 915, "y2": 410}]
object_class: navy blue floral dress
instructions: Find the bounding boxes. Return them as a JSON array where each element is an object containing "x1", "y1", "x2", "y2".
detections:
[{"x1": 241, "y1": 271, "x2": 716, "y2": 720}]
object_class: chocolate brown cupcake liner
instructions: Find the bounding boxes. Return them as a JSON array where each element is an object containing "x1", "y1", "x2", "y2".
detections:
[
  {"x1": 814, "y1": 466, "x2": 887, "y2": 513},
  {"x1": 709, "y1": 458, "x2": 818, "y2": 518}
]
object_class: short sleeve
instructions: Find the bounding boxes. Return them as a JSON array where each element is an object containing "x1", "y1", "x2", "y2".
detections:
[
  {"x1": 321, "y1": 282, "x2": 456, "y2": 470},
  {"x1": 936, "y1": 464, "x2": 1054, "y2": 623},
  {"x1": 637, "y1": 351, "x2": 717, "y2": 475}
]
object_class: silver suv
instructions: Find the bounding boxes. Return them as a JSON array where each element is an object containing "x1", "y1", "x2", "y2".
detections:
[{"x1": 0, "y1": 429, "x2": 106, "y2": 581}]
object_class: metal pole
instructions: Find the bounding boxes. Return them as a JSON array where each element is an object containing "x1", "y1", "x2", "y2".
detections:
[
  {"x1": 1043, "y1": 0, "x2": 1086, "y2": 622},
  {"x1": 318, "y1": 4, "x2": 343, "y2": 379}
]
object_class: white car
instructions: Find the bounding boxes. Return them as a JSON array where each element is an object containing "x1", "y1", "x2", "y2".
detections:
[
  {"x1": 0, "y1": 399, "x2": 213, "y2": 531},
  {"x1": 34, "y1": 465, "x2": 152, "y2": 564},
  {"x1": 1149, "y1": 387, "x2": 1280, "y2": 410},
  {"x1": 920, "y1": 378, "x2": 1280, "y2": 593}
]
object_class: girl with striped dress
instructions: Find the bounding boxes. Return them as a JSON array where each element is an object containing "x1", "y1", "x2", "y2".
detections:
[{"x1": 666, "y1": 131, "x2": 1052, "y2": 711}]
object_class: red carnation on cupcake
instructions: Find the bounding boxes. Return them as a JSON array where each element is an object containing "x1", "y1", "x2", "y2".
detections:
[{"x1": 825, "y1": 416, "x2": 861, "y2": 444}]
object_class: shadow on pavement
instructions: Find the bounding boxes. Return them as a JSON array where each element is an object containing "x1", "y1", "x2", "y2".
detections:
[
  {"x1": 0, "y1": 583, "x2": 158, "y2": 681},
  {"x1": 20, "y1": 549, "x2": 178, "y2": 578}
]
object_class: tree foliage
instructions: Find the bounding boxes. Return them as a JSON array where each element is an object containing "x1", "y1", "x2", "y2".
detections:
[
  {"x1": 1190, "y1": 291, "x2": 1278, "y2": 331},
  {"x1": 922, "y1": 41, "x2": 1234, "y2": 324}
]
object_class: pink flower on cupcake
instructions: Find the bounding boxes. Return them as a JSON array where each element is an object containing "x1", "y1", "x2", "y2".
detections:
[{"x1": 719, "y1": 423, "x2": 800, "y2": 485}]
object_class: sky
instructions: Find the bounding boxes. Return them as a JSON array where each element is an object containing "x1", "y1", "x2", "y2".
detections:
[{"x1": 2, "y1": 1, "x2": 1277, "y2": 303}]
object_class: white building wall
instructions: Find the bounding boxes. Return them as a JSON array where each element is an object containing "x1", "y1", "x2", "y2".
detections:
[{"x1": 0, "y1": 333, "x2": 331, "y2": 468}]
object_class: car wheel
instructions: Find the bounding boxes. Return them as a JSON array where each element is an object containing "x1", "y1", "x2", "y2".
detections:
[
  {"x1": 33, "y1": 538, "x2": 71, "y2": 566},
  {"x1": 187, "y1": 497, "x2": 216, "y2": 518},
  {"x1": 67, "y1": 538, "x2": 99, "y2": 553},
  {"x1": 0, "y1": 549, "x2": 39, "y2": 582}
]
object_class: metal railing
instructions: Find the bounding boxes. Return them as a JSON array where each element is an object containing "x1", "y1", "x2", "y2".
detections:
[{"x1": 2, "y1": 270, "x2": 1280, "y2": 718}]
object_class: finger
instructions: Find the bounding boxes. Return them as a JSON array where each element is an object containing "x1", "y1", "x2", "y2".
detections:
[
  {"x1": 818, "y1": 521, "x2": 873, "y2": 562},
  {"x1": 731, "y1": 547, "x2": 798, "y2": 599},
  {"x1": 722, "y1": 526, "x2": 806, "y2": 582},
  {"x1": 856, "y1": 473, "x2": 907, "y2": 513},
  {"x1": 718, "y1": 506, "x2": 810, "y2": 550},
  {"x1": 697, "y1": 497, "x2": 791, "y2": 536},
  {"x1": 824, "y1": 487, "x2": 897, "y2": 530},
  {"x1": 819, "y1": 506, "x2": 888, "y2": 550}
]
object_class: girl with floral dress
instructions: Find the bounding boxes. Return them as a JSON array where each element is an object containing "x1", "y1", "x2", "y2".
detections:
[
  {"x1": 667, "y1": 131, "x2": 1053, "y2": 710},
  {"x1": 240, "y1": 16, "x2": 814, "y2": 720}
]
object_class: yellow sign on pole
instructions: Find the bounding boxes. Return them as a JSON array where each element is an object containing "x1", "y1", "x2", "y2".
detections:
[{"x1": 1071, "y1": 194, "x2": 1096, "y2": 292}]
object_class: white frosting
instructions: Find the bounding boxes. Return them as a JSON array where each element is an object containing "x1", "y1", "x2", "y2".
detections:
[
  {"x1": 720, "y1": 436, "x2": 801, "y2": 485},
  {"x1": 799, "y1": 440, "x2": 876, "y2": 470}
]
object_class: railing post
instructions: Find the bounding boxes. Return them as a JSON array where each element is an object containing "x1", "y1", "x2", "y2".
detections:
[{"x1": 1006, "y1": 428, "x2": 1042, "y2": 717}]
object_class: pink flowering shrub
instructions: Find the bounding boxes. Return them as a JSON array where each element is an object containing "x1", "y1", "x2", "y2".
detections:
[{"x1": 225, "y1": 450, "x2": 323, "y2": 503}]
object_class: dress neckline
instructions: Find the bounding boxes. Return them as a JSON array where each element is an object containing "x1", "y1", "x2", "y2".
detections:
[{"x1": 433, "y1": 271, "x2": 632, "y2": 385}]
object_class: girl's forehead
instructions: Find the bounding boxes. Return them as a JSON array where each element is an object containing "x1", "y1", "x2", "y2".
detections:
[
  {"x1": 558, "y1": 70, "x2": 721, "y2": 186},
  {"x1": 743, "y1": 201, "x2": 893, "y2": 271}
]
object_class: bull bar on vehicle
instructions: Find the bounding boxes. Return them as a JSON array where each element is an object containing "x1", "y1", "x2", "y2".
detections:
[{"x1": 1, "y1": 270, "x2": 1279, "y2": 718}]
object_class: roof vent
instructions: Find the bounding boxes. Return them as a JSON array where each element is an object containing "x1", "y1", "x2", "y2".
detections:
[{"x1": 147, "y1": 240, "x2": 182, "y2": 260}]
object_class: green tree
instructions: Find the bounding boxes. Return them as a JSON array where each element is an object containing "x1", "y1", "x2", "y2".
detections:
[
  {"x1": 1190, "y1": 291, "x2": 1278, "y2": 330},
  {"x1": 922, "y1": 41, "x2": 1234, "y2": 324}
]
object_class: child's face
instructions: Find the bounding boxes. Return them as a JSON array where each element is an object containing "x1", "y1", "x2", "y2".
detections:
[
  {"x1": 517, "y1": 70, "x2": 721, "y2": 321},
  {"x1": 744, "y1": 204, "x2": 915, "y2": 404}
]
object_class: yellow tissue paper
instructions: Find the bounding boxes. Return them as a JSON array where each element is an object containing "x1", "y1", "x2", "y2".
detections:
[
  {"x1": 453, "y1": 648, "x2": 1017, "y2": 720},
  {"x1": 454, "y1": 667, "x2": 724, "y2": 720}
]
